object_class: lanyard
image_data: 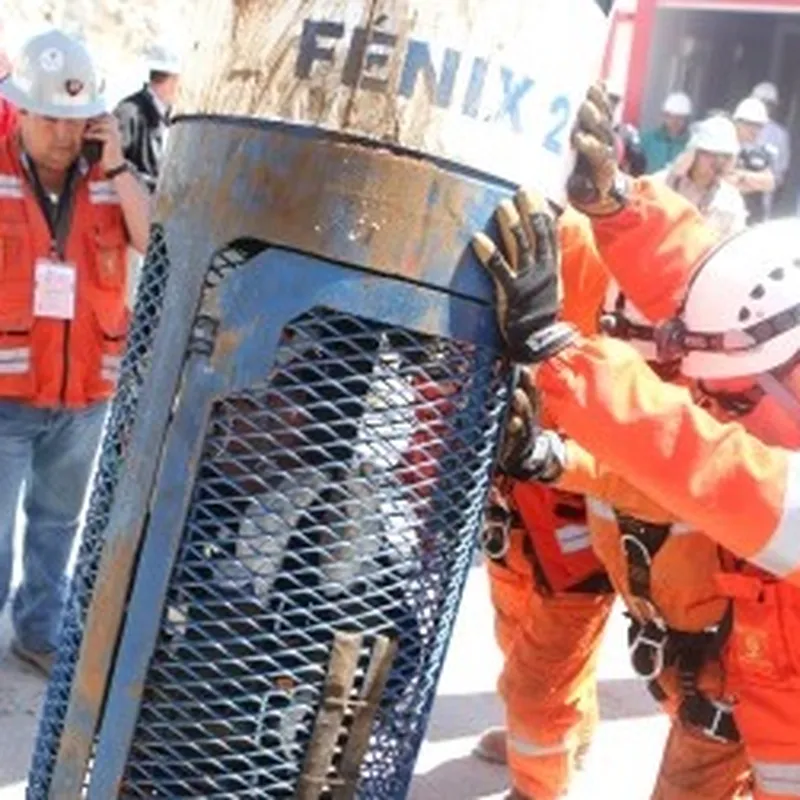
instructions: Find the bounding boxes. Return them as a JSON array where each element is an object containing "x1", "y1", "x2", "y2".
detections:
[{"x1": 21, "y1": 152, "x2": 80, "y2": 259}]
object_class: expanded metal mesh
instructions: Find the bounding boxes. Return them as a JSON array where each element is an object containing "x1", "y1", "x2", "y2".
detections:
[
  {"x1": 119, "y1": 307, "x2": 506, "y2": 799},
  {"x1": 28, "y1": 228, "x2": 173, "y2": 798}
]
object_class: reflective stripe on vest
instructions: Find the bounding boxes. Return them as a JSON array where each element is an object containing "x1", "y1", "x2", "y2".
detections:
[
  {"x1": 555, "y1": 523, "x2": 592, "y2": 554},
  {"x1": 753, "y1": 760, "x2": 800, "y2": 797},
  {"x1": 508, "y1": 730, "x2": 576, "y2": 759},
  {"x1": 0, "y1": 347, "x2": 31, "y2": 374},
  {"x1": 0, "y1": 173, "x2": 23, "y2": 198},
  {"x1": 586, "y1": 497, "x2": 693, "y2": 535},
  {"x1": 750, "y1": 451, "x2": 800, "y2": 578},
  {"x1": 89, "y1": 180, "x2": 120, "y2": 205}
]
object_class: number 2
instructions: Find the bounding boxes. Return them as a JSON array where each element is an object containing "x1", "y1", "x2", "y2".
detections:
[{"x1": 543, "y1": 96, "x2": 571, "y2": 155}]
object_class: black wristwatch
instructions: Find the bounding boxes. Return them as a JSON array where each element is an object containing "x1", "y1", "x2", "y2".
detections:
[{"x1": 105, "y1": 163, "x2": 131, "y2": 180}]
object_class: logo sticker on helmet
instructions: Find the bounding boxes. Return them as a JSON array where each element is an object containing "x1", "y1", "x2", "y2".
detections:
[
  {"x1": 39, "y1": 48, "x2": 65, "y2": 73},
  {"x1": 64, "y1": 79, "x2": 84, "y2": 97}
]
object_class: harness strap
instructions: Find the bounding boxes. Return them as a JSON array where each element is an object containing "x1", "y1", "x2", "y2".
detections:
[
  {"x1": 615, "y1": 512, "x2": 672, "y2": 605},
  {"x1": 635, "y1": 608, "x2": 739, "y2": 744}
]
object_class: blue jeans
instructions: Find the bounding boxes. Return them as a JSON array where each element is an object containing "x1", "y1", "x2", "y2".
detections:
[{"x1": 0, "y1": 399, "x2": 108, "y2": 653}]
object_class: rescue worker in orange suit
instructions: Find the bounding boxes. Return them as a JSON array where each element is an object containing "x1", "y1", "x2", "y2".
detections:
[
  {"x1": 471, "y1": 84, "x2": 800, "y2": 800},
  {"x1": 554, "y1": 282, "x2": 752, "y2": 799},
  {"x1": 474, "y1": 207, "x2": 615, "y2": 800},
  {"x1": 0, "y1": 30, "x2": 149, "y2": 676}
]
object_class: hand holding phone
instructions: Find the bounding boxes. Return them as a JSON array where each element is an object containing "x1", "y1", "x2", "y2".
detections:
[
  {"x1": 81, "y1": 136, "x2": 103, "y2": 166},
  {"x1": 83, "y1": 114, "x2": 125, "y2": 172}
]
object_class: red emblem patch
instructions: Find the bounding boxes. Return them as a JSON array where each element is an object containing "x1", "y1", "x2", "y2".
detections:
[{"x1": 64, "y1": 79, "x2": 84, "y2": 97}]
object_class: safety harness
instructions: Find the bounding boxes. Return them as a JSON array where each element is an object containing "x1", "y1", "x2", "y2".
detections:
[{"x1": 615, "y1": 512, "x2": 740, "y2": 744}]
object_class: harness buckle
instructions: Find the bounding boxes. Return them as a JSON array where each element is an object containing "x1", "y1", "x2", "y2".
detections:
[
  {"x1": 481, "y1": 504, "x2": 511, "y2": 561},
  {"x1": 699, "y1": 699, "x2": 736, "y2": 743},
  {"x1": 627, "y1": 616, "x2": 668, "y2": 680}
]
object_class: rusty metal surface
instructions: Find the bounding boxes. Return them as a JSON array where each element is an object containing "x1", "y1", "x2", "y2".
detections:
[
  {"x1": 156, "y1": 116, "x2": 512, "y2": 300},
  {"x1": 35, "y1": 119, "x2": 508, "y2": 799},
  {"x1": 85, "y1": 248, "x2": 505, "y2": 798}
]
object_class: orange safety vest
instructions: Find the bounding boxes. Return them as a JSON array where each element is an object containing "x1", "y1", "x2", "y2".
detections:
[
  {"x1": 511, "y1": 481, "x2": 606, "y2": 593},
  {"x1": 0, "y1": 135, "x2": 130, "y2": 408}
]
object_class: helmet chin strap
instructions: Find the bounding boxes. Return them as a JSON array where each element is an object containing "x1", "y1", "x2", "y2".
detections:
[{"x1": 757, "y1": 371, "x2": 800, "y2": 419}]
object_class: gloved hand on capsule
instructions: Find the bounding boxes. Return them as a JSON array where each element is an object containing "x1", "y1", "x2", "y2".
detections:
[
  {"x1": 472, "y1": 189, "x2": 575, "y2": 364},
  {"x1": 496, "y1": 367, "x2": 566, "y2": 483},
  {"x1": 567, "y1": 82, "x2": 630, "y2": 216}
]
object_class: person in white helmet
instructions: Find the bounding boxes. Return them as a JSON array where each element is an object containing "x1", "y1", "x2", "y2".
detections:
[
  {"x1": 751, "y1": 81, "x2": 790, "y2": 213},
  {"x1": 640, "y1": 91, "x2": 693, "y2": 173},
  {"x1": 114, "y1": 43, "x2": 182, "y2": 193},
  {"x1": 730, "y1": 97, "x2": 776, "y2": 225},
  {"x1": 656, "y1": 115, "x2": 747, "y2": 239},
  {"x1": 472, "y1": 82, "x2": 800, "y2": 789},
  {"x1": 0, "y1": 29, "x2": 150, "y2": 675}
]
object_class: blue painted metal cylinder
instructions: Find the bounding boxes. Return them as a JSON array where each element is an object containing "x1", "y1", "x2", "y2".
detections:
[
  {"x1": 97, "y1": 119, "x2": 506, "y2": 799},
  {"x1": 28, "y1": 0, "x2": 612, "y2": 795},
  {"x1": 30, "y1": 118, "x2": 511, "y2": 800}
]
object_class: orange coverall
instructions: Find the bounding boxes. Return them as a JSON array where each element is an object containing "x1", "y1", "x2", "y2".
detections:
[
  {"x1": 557, "y1": 441, "x2": 751, "y2": 799},
  {"x1": 540, "y1": 191, "x2": 751, "y2": 797},
  {"x1": 536, "y1": 179, "x2": 800, "y2": 799},
  {"x1": 486, "y1": 207, "x2": 615, "y2": 800}
]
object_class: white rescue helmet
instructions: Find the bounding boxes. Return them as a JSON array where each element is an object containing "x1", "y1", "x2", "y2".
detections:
[
  {"x1": 662, "y1": 92, "x2": 692, "y2": 117},
  {"x1": 0, "y1": 29, "x2": 106, "y2": 119},
  {"x1": 752, "y1": 82, "x2": 779, "y2": 106},
  {"x1": 733, "y1": 97, "x2": 769, "y2": 126},
  {"x1": 679, "y1": 219, "x2": 800, "y2": 379},
  {"x1": 145, "y1": 43, "x2": 182, "y2": 75},
  {"x1": 599, "y1": 281, "x2": 659, "y2": 362},
  {"x1": 688, "y1": 116, "x2": 739, "y2": 157}
]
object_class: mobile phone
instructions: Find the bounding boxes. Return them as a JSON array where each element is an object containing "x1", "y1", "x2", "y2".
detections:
[
  {"x1": 82, "y1": 117, "x2": 103, "y2": 166},
  {"x1": 81, "y1": 137, "x2": 103, "y2": 166}
]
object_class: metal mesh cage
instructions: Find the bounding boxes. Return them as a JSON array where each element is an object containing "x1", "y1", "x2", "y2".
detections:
[
  {"x1": 118, "y1": 307, "x2": 506, "y2": 799},
  {"x1": 28, "y1": 226, "x2": 172, "y2": 798}
]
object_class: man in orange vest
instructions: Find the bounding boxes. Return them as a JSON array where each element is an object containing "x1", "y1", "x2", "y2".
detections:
[{"x1": 0, "y1": 30, "x2": 149, "y2": 675}]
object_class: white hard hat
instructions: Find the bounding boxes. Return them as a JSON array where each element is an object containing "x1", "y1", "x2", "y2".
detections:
[
  {"x1": 144, "y1": 43, "x2": 181, "y2": 75},
  {"x1": 662, "y1": 92, "x2": 692, "y2": 116},
  {"x1": 733, "y1": 97, "x2": 768, "y2": 126},
  {"x1": 0, "y1": 28, "x2": 106, "y2": 118},
  {"x1": 688, "y1": 116, "x2": 739, "y2": 157},
  {"x1": 599, "y1": 282, "x2": 659, "y2": 361},
  {"x1": 752, "y1": 82, "x2": 779, "y2": 105},
  {"x1": 679, "y1": 219, "x2": 800, "y2": 379}
]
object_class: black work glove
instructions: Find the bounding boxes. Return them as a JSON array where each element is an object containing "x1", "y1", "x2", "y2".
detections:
[
  {"x1": 472, "y1": 189, "x2": 576, "y2": 364},
  {"x1": 567, "y1": 83, "x2": 630, "y2": 216},
  {"x1": 496, "y1": 368, "x2": 566, "y2": 483}
]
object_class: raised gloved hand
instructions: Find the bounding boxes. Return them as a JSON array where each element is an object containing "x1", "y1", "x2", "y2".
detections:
[
  {"x1": 496, "y1": 368, "x2": 566, "y2": 483},
  {"x1": 472, "y1": 189, "x2": 576, "y2": 364},
  {"x1": 567, "y1": 83, "x2": 629, "y2": 216}
]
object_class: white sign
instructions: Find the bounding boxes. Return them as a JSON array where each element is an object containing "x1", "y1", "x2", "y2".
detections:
[{"x1": 180, "y1": 0, "x2": 610, "y2": 200}]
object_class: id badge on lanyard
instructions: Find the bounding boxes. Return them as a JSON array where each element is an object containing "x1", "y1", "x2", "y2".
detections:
[
  {"x1": 34, "y1": 256, "x2": 76, "y2": 320},
  {"x1": 23, "y1": 152, "x2": 79, "y2": 321}
]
